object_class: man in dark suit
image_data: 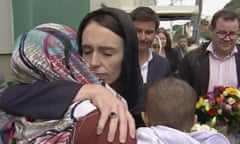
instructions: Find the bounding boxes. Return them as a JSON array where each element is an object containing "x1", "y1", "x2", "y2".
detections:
[
  {"x1": 180, "y1": 9, "x2": 240, "y2": 98},
  {"x1": 130, "y1": 7, "x2": 171, "y2": 85},
  {"x1": 179, "y1": 9, "x2": 240, "y2": 128},
  {"x1": 130, "y1": 7, "x2": 171, "y2": 128},
  {"x1": 175, "y1": 34, "x2": 188, "y2": 63}
]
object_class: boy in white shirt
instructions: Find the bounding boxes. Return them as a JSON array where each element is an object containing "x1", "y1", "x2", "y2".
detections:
[{"x1": 137, "y1": 77, "x2": 230, "y2": 144}]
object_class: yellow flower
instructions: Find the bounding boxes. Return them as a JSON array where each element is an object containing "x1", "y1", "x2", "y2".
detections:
[
  {"x1": 197, "y1": 86, "x2": 240, "y2": 130},
  {"x1": 225, "y1": 87, "x2": 239, "y2": 96},
  {"x1": 196, "y1": 97, "x2": 204, "y2": 109},
  {"x1": 205, "y1": 101, "x2": 211, "y2": 111}
]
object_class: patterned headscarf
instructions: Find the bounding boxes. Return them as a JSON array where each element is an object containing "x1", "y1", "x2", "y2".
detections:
[{"x1": 11, "y1": 23, "x2": 100, "y2": 85}]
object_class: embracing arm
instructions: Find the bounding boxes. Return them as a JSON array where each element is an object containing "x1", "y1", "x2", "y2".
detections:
[
  {"x1": 0, "y1": 80, "x2": 135, "y2": 143},
  {"x1": 0, "y1": 80, "x2": 81, "y2": 119}
]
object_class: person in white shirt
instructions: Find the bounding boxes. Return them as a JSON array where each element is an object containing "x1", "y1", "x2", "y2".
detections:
[{"x1": 130, "y1": 7, "x2": 170, "y2": 84}]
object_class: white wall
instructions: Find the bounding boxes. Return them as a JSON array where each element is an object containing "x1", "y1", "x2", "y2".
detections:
[
  {"x1": 0, "y1": 0, "x2": 14, "y2": 54},
  {"x1": 90, "y1": 0, "x2": 157, "y2": 11},
  {"x1": 0, "y1": 0, "x2": 13, "y2": 81}
]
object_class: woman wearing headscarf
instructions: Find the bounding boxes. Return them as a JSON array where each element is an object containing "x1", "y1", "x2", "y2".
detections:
[
  {"x1": 0, "y1": 7, "x2": 142, "y2": 143},
  {"x1": 0, "y1": 71, "x2": 9, "y2": 144}
]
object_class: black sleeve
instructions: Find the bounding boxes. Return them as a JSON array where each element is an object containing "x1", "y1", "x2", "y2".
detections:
[
  {"x1": 0, "y1": 80, "x2": 82, "y2": 119},
  {"x1": 179, "y1": 54, "x2": 191, "y2": 82}
]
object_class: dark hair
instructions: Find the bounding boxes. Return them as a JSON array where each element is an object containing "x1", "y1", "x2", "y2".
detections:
[
  {"x1": 130, "y1": 6, "x2": 159, "y2": 30},
  {"x1": 77, "y1": 7, "x2": 142, "y2": 112},
  {"x1": 157, "y1": 28, "x2": 172, "y2": 52},
  {"x1": 211, "y1": 9, "x2": 240, "y2": 30},
  {"x1": 145, "y1": 77, "x2": 197, "y2": 131},
  {"x1": 177, "y1": 34, "x2": 187, "y2": 40},
  {"x1": 187, "y1": 37, "x2": 196, "y2": 46}
]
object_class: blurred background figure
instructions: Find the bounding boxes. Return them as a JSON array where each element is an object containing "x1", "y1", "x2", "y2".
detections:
[
  {"x1": 175, "y1": 34, "x2": 188, "y2": 61},
  {"x1": 150, "y1": 35, "x2": 161, "y2": 54},
  {"x1": 157, "y1": 28, "x2": 179, "y2": 74},
  {"x1": 187, "y1": 37, "x2": 199, "y2": 52}
]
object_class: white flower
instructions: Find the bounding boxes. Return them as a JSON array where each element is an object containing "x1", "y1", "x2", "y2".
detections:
[{"x1": 191, "y1": 123, "x2": 217, "y2": 132}]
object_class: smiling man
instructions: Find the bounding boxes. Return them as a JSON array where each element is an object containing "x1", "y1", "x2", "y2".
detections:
[
  {"x1": 130, "y1": 7, "x2": 171, "y2": 85},
  {"x1": 179, "y1": 9, "x2": 240, "y2": 126}
]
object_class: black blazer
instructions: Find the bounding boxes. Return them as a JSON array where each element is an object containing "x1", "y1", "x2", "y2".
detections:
[
  {"x1": 147, "y1": 52, "x2": 171, "y2": 84},
  {"x1": 165, "y1": 48, "x2": 180, "y2": 74},
  {"x1": 179, "y1": 43, "x2": 240, "y2": 96}
]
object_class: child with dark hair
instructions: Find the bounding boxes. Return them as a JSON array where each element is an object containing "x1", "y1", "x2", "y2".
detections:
[{"x1": 137, "y1": 77, "x2": 230, "y2": 144}]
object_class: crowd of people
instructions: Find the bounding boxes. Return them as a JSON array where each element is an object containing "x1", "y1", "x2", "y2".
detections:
[{"x1": 0, "y1": 5, "x2": 239, "y2": 144}]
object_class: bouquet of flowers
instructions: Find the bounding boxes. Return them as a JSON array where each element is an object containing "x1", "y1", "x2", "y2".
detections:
[{"x1": 196, "y1": 86, "x2": 240, "y2": 130}]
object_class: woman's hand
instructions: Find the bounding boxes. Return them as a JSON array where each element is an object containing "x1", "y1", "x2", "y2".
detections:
[{"x1": 74, "y1": 84, "x2": 135, "y2": 143}]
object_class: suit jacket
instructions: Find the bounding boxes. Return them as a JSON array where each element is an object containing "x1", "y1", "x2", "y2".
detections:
[
  {"x1": 147, "y1": 52, "x2": 171, "y2": 84},
  {"x1": 165, "y1": 48, "x2": 179, "y2": 74},
  {"x1": 175, "y1": 45, "x2": 187, "y2": 62},
  {"x1": 135, "y1": 53, "x2": 171, "y2": 127},
  {"x1": 179, "y1": 42, "x2": 240, "y2": 96}
]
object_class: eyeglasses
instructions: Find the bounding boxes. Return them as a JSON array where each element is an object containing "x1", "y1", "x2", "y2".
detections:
[{"x1": 215, "y1": 30, "x2": 240, "y2": 40}]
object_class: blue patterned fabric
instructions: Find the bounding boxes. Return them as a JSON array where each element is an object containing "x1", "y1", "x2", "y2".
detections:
[
  {"x1": 5, "y1": 23, "x2": 102, "y2": 144},
  {"x1": 11, "y1": 23, "x2": 100, "y2": 85}
]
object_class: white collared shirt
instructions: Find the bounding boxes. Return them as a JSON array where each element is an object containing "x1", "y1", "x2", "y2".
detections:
[
  {"x1": 140, "y1": 51, "x2": 153, "y2": 84},
  {"x1": 207, "y1": 42, "x2": 238, "y2": 91}
]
